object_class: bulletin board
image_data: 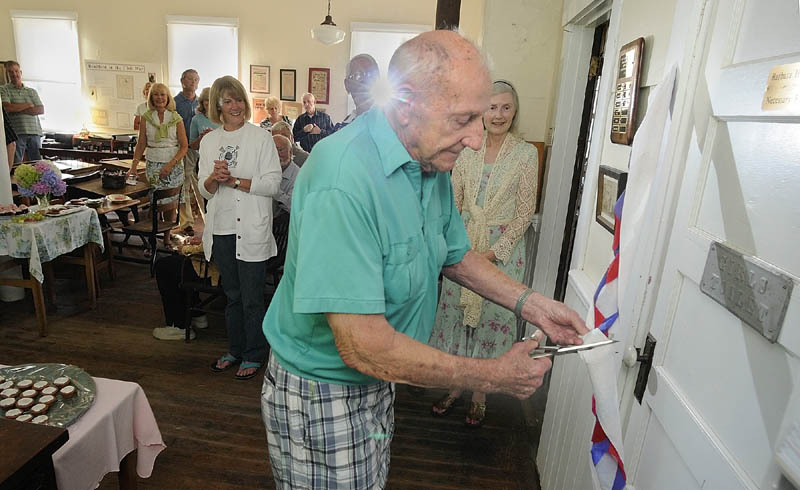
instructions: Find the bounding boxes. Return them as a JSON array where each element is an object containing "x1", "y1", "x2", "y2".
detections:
[{"x1": 84, "y1": 60, "x2": 162, "y2": 131}]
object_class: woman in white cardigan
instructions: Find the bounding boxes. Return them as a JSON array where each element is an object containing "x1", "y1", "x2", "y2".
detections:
[{"x1": 198, "y1": 76, "x2": 282, "y2": 380}]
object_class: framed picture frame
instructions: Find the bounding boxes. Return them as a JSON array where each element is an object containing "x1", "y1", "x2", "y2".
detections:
[
  {"x1": 250, "y1": 64, "x2": 270, "y2": 94},
  {"x1": 308, "y1": 67, "x2": 330, "y2": 105},
  {"x1": 282, "y1": 101, "x2": 303, "y2": 121},
  {"x1": 280, "y1": 69, "x2": 296, "y2": 101},
  {"x1": 595, "y1": 165, "x2": 628, "y2": 233},
  {"x1": 610, "y1": 38, "x2": 645, "y2": 145},
  {"x1": 252, "y1": 97, "x2": 267, "y2": 124}
]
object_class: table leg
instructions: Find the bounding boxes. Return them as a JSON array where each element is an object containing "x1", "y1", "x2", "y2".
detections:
[
  {"x1": 83, "y1": 245, "x2": 97, "y2": 309},
  {"x1": 31, "y1": 277, "x2": 48, "y2": 337},
  {"x1": 118, "y1": 450, "x2": 138, "y2": 490},
  {"x1": 42, "y1": 261, "x2": 57, "y2": 310}
]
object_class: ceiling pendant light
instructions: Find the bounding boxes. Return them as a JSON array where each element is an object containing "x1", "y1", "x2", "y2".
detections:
[{"x1": 311, "y1": 0, "x2": 346, "y2": 46}]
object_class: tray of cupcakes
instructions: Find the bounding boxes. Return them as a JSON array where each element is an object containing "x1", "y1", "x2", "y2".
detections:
[{"x1": 0, "y1": 363, "x2": 96, "y2": 427}]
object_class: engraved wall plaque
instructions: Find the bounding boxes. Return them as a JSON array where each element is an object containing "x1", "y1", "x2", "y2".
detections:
[
  {"x1": 700, "y1": 242, "x2": 793, "y2": 343},
  {"x1": 761, "y1": 62, "x2": 800, "y2": 112}
]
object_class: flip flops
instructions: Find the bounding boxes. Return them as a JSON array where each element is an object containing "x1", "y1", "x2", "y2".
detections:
[
  {"x1": 211, "y1": 354, "x2": 240, "y2": 373},
  {"x1": 235, "y1": 361, "x2": 262, "y2": 380}
]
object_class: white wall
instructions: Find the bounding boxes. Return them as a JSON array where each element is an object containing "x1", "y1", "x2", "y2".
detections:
[
  {"x1": 1, "y1": 0, "x2": 484, "y2": 133},
  {"x1": 482, "y1": 0, "x2": 563, "y2": 142},
  {"x1": 580, "y1": 0, "x2": 678, "y2": 283}
]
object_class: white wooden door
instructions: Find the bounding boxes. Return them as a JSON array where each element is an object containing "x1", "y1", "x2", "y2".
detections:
[{"x1": 623, "y1": 0, "x2": 800, "y2": 488}]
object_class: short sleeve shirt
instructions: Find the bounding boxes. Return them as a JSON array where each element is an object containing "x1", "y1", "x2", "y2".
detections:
[
  {"x1": 263, "y1": 107, "x2": 471, "y2": 385},
  {"x1": 0, "y1": 83, "x2": 43, "y2": 135},
  {"x1": 174, "y1": 92, "x2": 197, "y2": 137}
]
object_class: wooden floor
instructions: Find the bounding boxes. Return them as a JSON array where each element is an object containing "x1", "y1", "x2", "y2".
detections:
[{"x1": 0, "y1": 261, "x2": 544, "y2": 490}]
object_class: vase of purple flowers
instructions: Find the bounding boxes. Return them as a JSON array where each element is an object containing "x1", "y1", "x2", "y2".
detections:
[{"x1": 13, "y1": 160, "x2": 67, "y2": 210}]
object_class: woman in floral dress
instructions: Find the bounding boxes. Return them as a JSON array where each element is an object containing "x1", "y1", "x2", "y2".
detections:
[{"x1": 429, "y1": 80, "x2": 539, "y2": 427}]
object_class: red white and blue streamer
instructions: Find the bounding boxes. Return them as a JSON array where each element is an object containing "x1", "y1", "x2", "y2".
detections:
[{"x1": 590, "y1": 191, "x2": 627, "y2": 490}]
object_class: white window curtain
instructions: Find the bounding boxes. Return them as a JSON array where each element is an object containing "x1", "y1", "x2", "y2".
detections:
[
  {"x1": 166, "y1": 16, "x2": 238, "y2": 96},
  {"x1": 348, "y1": 22, "x2": 430, "y2": 113},
  {"x1": 11, "y1": 11, "x2": 82, "y2": 132}
]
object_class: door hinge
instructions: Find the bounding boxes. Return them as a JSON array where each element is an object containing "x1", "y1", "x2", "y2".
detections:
[{"x1": 633, "y1": 334, "x2": 656, "y2": 404}]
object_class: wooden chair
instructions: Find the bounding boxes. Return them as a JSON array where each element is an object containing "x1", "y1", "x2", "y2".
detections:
[
  {"x1": 179, "y1": 212, "x2": 292, "y2": 342},
  {"x1": 119, "y1": 186, "x2": 182, "y2": 276},
  {"x1": 265, "y1": 211, "x2": 291, "y2": 289}
]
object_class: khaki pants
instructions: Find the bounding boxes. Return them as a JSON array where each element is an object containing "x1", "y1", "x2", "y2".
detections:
[{"x1": 179, "y1": 149, "x2": 199, "y2": 228}]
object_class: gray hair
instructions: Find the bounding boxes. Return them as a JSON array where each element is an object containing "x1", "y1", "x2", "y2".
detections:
[
  {"x1": 271, "y1": 120, "x2": 292, "y2": 138},
  {"x1": 272, "y1": 134, "x2": 291, "y2": 148},
  {"x1": 492, "y1": 80, "x2": 520, "y2": 132}
]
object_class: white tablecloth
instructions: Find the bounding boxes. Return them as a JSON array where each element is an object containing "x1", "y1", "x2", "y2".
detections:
[
  {"x1": 52, "y1": 376, "x2": 166, "y2": 490},
  {"x1": 0, "y1": 207, "x2": 104, "y2": 282}
]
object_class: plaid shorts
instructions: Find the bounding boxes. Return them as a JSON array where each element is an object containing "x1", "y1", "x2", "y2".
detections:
[{"x1": 261, "y1": 353, "x2": 396, "y2": 489}]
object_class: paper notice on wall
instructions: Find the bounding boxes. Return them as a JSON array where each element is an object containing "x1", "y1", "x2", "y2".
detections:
[
  {"x1": 91, "y1": 109, "x2": 109, "y2": 127},
  {"x1": 116, "y1": 74, "x2": 135, "y2": 100},
  {"x1": 762, "y1": 62, "x2": 800, "y2": 111}
]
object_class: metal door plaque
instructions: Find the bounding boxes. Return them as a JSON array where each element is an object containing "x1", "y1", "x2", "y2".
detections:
[{"x1": 700, "y1": 242, "x2": 793, "y2": 343}]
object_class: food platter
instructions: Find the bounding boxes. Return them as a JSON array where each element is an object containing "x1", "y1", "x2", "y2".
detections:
[
  {"x1": 0, "y1": 204, "x2": 29, "y2": 218},
  {"x1": 0, "y1": 363, "x2": 96, "y2": 427},
  {"x1": 43, "y1": 204, "x2": 86, "y2": 217}
]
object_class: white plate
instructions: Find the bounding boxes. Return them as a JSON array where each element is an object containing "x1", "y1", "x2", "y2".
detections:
[{"x1": 106, "y1": 194, "x2": 133, "y2": 203}]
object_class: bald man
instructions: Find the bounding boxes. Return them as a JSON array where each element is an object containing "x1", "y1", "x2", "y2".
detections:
[
  {"x1": 272, "y1": 134, "x2": 299, "y2": 215},
  {"x1": 333, "y1": 53, "x2": 380, "y2": 132},
  {"x1": 261, "y1": 31, "x2": 588, "y2": 489}
]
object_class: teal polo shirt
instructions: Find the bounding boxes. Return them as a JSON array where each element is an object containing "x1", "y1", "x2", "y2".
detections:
[{"x1": 263, "y1": 107, "x2": 470, "y2": 385}]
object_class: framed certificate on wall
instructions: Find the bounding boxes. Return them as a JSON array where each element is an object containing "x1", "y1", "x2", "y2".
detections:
[
  {"x1": 280, "y1": 69, "x2": 296, "y2": 101},
  {"x1": 308, "y1": 67, "x2": 330, "y2": 105},
  {"x1": 610, "y1": 38, "x2": 644, "y2": 145},
  {"x1": 250, "y1": 65, "x2": 270, "y2": 94}
]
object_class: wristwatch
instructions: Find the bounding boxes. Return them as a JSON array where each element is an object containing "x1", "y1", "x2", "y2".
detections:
[{"x1": 233, "y1": 178, "x2": 241, "y2": 189}]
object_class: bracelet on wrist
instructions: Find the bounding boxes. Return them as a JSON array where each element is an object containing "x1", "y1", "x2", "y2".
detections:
[{"x1": 514, "y1": 288, "x2": 535, "y2": 318}]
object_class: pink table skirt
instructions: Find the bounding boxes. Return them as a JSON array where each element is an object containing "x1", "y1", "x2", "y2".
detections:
[{"x1": 52, "y1": 376, "x2": 166, "y2": 490}]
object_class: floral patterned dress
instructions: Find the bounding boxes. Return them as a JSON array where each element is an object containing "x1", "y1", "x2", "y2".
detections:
[{"x1": 429, "y1": 132, "x2": 538, "y2": 359}]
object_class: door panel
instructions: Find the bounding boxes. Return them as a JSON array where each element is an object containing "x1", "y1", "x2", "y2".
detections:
[
  {"x1": 695, "y1": 121, "x2": 800, "y2": 276},
  {"x1": 635, "y1": 413, "x2": 707, "y2": 490},
  {"x1": 732, "y1": 0, "x2": 800, "y2": 65},
  {"x1": 626, "y1": 0, "x2": 800, "y2": 488},
  {"x1": 664, "y1": 277, "x2": 793, "y2": 483}
]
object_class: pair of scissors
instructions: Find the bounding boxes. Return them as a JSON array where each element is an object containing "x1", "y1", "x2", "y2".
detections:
[{"x1": 522, "y1": 337, "x2": 618, "y2": 359}]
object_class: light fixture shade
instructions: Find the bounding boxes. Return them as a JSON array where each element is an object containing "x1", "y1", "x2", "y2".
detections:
[{"x1": 311, "y1": 24, "x2": 346, "y2": 45}]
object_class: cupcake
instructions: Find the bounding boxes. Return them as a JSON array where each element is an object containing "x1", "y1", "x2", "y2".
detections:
[
  {"x1": 53, "y1": 377, "x2": 71, "y2": 388},
  {"x1": 59, "y1": 385, "x2": 77, "y2": 398},
  {"x1": 5, "y1": 408, "x2": 22, "y2": 419},
  {"x1": 16, "y1": 397, "x2": 34, "y2": 410},
  {"x1": 16, "y1": 379, "x2": 33, "y2": 390},
  {"x1": 30, "y1": 403, "x2": 48, "y2": 415},
  {"x1": 16, "y1": 413, "x2": 33, "y2": 423},
  {"x1": 21, "y1": 389, "x2": 38, "y2": 398},
  {"x1": 0, "y1": 398, "x2": 16, "y2": 410},
  {"x1": 38, "y1": 394, "x2": 56, "y2": 406},
  {"x1": 33, "y1": 380, "x2": 50, "y2": 391},
  {"x1": 41, "y1": 386, "x2": 58, "y2": 397},
  {"x1": 31, "y1": 415, "x2": 49, "y2": 425},
  {"x1": 1, "y1": 388, "x2": 19, "y2": 398}
]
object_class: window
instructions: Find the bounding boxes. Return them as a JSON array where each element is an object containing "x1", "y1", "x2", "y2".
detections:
[
  {"x1": 348, "y1": 23, "x2": 430, "y2": 112},
  {"x1": 10, "y1": 10, "x2": 82, "y2": 132},
  {"x1": 166, "y1": 16, "x2": 238, "y2": 95}
]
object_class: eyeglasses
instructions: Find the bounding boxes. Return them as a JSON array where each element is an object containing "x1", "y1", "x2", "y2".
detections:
[{"x1": 345, "y1": 71, "x2": 375, "y2": 83}]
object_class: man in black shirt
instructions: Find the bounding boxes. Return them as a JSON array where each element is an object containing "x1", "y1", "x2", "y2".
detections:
[{"x1": 292, "y1": 92, "x2": 333, "y2": 152}]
